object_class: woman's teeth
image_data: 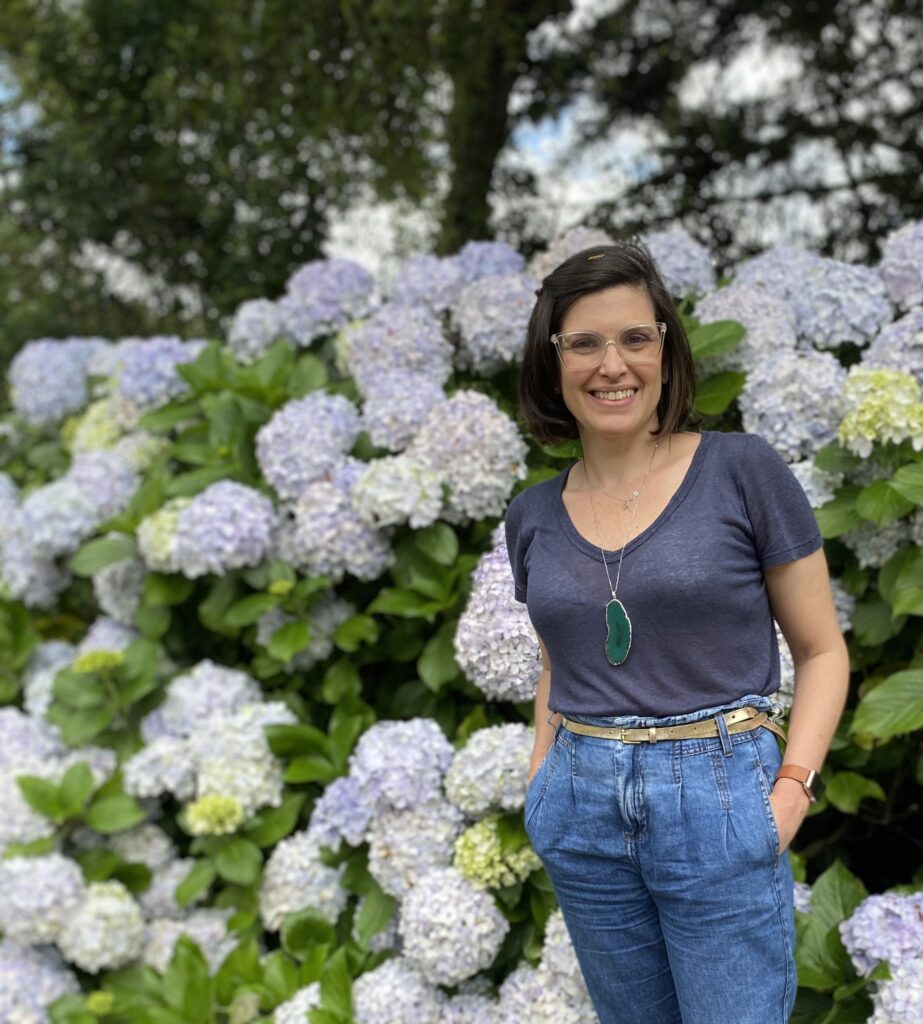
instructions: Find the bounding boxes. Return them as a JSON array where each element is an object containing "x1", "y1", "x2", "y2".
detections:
[{"x1": 591, "y1": 389, "x2": 635, "y2": 400}]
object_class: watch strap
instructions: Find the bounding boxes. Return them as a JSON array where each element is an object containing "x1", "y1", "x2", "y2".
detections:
[{"x1": 775, "y1": 764, "x2": 821, "y2": 802}]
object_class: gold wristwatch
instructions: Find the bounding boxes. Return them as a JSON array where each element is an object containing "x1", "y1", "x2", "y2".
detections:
[{"x1": 775, "y1": 765, "x2": 824, "y2": 804}]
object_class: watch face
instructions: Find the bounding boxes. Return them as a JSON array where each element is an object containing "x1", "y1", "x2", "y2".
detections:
[{"x1": 807, "y1": 770, "x2": 825, "y2": 802}]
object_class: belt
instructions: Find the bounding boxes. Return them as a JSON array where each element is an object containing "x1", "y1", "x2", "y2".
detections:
[{"x1": 560, "y1": 706, "x2": 787, "y2": 745}]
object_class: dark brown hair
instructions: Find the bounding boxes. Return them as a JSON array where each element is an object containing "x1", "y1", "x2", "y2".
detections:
[{"x1": 518, "y1": 240, "x2": 697, "y2": 445}]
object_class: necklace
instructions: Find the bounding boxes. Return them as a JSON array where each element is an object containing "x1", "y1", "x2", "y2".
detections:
[{"x1": 582, "y1": 439, "x2": 660, "y2": 666}]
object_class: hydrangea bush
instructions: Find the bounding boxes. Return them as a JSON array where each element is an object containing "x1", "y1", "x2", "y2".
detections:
[{"x1": 1, "y1": 224, "x2": 923, "y2": 1024}]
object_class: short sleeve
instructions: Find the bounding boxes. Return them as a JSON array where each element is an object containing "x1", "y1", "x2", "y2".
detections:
[
  {"x1": 739, "y1": 434, "x2": 824, "y2": 569},
  {"x1": 503, "y1": 493, "x2": 529, "y2": 603}
]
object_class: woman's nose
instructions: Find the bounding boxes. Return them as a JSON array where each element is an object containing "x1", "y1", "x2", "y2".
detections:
[{"x1": 598, "y1": 338, "x2": 628, "y2": 372}]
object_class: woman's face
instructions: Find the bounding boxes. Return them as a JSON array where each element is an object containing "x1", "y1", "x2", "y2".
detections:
[{"x1": 556, "y1": 284, "x2": 665, "y2": 443}]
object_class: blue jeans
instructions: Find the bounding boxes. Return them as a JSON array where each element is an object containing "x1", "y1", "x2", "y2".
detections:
[{"x1": 525, "y1": 695, "x2": 795, "y2": 1024}]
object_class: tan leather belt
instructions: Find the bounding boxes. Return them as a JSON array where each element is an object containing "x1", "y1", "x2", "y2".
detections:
[{"x1": 561, "y1": 706, "x2": 787, "y2": 745}]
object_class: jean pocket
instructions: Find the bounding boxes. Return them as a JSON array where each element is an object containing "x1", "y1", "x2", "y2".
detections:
[
  {"x1": 525, "y1": 742, "x2": 558, "y2": 827},
  {"x1": 753, "y1": 734, "x2": 783, "y2": 860}
]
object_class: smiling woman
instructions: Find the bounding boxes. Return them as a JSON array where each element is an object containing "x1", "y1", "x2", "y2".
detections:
[{"x1": 505, "y1": 240, "x2": 850, "y2": 1024}]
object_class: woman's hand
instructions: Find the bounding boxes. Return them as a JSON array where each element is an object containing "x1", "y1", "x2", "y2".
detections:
[{"x1": 769, "y1": 777, "x2": 811, "y2": 854}]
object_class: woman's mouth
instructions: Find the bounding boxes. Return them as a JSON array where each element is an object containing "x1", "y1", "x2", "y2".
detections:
[{"x1": 588, "y1": 388, "x2": 637, "y2": 406}]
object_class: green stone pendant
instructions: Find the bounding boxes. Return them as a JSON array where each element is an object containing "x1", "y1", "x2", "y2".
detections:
[{"x1": 605, "y1": 598, "x2": 632, "y2": 666}]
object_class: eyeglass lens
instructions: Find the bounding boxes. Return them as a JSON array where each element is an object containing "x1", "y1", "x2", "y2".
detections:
[{"x1": 557, "y1": 326, "x2": 663, "y2": 368}]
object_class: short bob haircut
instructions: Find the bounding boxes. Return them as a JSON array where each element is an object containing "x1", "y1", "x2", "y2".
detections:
[{"x1": 519, "y1": 240, "x2": 697, "y2": 446}]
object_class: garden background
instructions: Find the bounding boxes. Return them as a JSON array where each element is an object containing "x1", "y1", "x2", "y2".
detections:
[{"x1": 1, "y1": 3, "x2": 923, "y2": 1023}]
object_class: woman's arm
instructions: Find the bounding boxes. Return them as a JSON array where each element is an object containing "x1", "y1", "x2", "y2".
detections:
[
  {"x1": 764, "y1": 546, "x2": 851, "y2": 850},
  {"x1": 528, "y1": 634, "x2": 559, "y2": 782}
]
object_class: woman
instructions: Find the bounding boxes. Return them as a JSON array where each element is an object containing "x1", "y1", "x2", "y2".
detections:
[{"x1": 504, "y1": 241, "x2": 849, "y2": 1024}]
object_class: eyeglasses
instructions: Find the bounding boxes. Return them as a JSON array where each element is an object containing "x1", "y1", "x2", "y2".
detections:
[{"x1": 550, "y1": 323, "x2": 666, "y2": 370}]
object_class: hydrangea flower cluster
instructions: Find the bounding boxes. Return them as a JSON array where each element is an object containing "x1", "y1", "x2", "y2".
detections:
[
  {"x1": 838, "y1": 368, "x2": 923, "y2": 457},
  {"x1": 8, "y1": 337, "x2": 108, "y2": 427},
  {"x1": 21, "y1": 639, "x2": 75, "y2": 719},
  {"x1": 256, "y1": 594, "x2": 355, "y2": 672},
  {"x1": 109, "y1": 336, "x2": 207, "y2": 428},
  {"x1": 528, "y1": 226, "x2": 615, "y2": 281},
  {"x1": 642, "y1": 227, "x2": 716, "y2": 297},
  {"x1": 142, "y1": 908, "x2": 236, "y2": 973},
  {"x1": 397, "y1": 866, "x2": 510, "y2": 985},
  {"x1": 57, "y1": 880, "x2": 145, "y2": 973},
  {"x1": 277, "y1": 258, "x2": 377, "y2": 346},
  {"x1": 839, "y1": 891, "x2": 923, "y2": 975},
  {"x1": 841, "y1": 520, "x2": 911, "y2": 570},
  {"x1": 788, "y1": 458, "x2": 843, "y2": 510},
  {"x1": 259, "y1": 829, "x2": 349, "y2": 931},
  {"x1": 92, "y1": 542, "x2": 146, "y2": 625},
  {"x1": 0, "y1": 940, "x2": 79, "y2": 1023},
  {"x1": 451, "y1": 272, "x2": 538, "y2": 375},
  {"x1": 255, "y1": 393, "x2": 361, "y2": 500},
  {"x1": 359, "y1": 370, "x2": 446, "y2": 452},
  {"x1": 455, "y1": 240, "x2": 525, "y2": 283},
  {"x1": 862, "y1": 307, "x2": 923, "y2": 388},
  {"x1": 408, "y1": 390, "x2": 528, "y2": 524},
  {"x1": 306, "y1": 775, "x2": 375, "y2": 850},
  {"x1": 454, "y1": 814, "x2": 541, "y2": 889},
  {"x1": 734, "y1": 245, "x2": 892, "y2": 349},
  {"x1": 444, "y1": 723, "x2": 533, "y2": 817},
  {"x1": 738, "y1": 348, "x2": 846, "y2": 461},
  {"x1": 387, "y1": 254, "x2": 466, "y2": 313},
  {"x1": 351, "y1": 453, "x2": 445, "y2": 529},
  {"x1": 454, "y1": 525, "x2": 542, "y2": 703},
  {"x1": 273, "y1": 982, "x2": 321, "y2": 1024},
  {"x1": 869, "y1": 956, "x2": 923, "y2": 1024},
  {"x1": 878, "y1": 218, "x2": 923, "y2": 310},
  {"x1": 227, "y1": 297, "x2": 286, "y2": 364},
  {"x1": 352, "y1": 957, "x2": 446, "y2": 1024}
]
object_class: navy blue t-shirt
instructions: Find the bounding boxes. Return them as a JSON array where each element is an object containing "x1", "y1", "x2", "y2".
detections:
[{"x1": 503, "y1": 430, "x2": 823, "y2": 716}]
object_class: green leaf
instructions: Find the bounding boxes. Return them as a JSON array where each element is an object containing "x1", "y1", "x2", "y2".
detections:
[
  {"x1": 58, "y1": 763, "x2": 96, "y2": 818},
  {"x1": 225, "y1": 592, "x2": 282, "y2": 628},
  {"x1": 16, "y1": 775, "x2": 64, "y2": 820},
  {"x1": 53, "y1": 669, "x2": 107, "y2": 709},
  {"x1": 319, "y1": 947, "x2": 351, "y2": 1017},
  {"x1": 284, "y1": 755, "x2": 339, "y2": 784},
  {"x1": 281, "y1": 908, "x2": 336, "y2": 960},
  {"x1": 852, "y1": 669, "x2": 923, "y2": 739},
  {"x1": 414, "y1": 523, "x2": 459, "y2": 566},
  {"x1": 268, "y1": 620, "x2": 311, "y2": 662},
  {"x1": 137, "y1": 396, "x2": 200, "y2": 432},
  {"x1": 889, "y1": 548, "x2": 923, "y2": 616},
  {"x1": 851, "y1": 595, "x2": 905, "y2": 647},
  {"x1": 213, "y1": 837, "x2": 263, "y2": 886},
  {"x1": 175, "y1": 860, "x2": 217, "y2": 907},
  {"x1": 353, "y1": 880, "x2": 396, "y2": 948},
  {"x1": 321, "y1": 659, "x2": 361, "y2": 704},
  {"x1": 890, "y1": 462, "x2": 923, "y2": 505},
  {"x1": 855, "y1": 479, "x2": 915, "y2": 524},
  {"x1": 68, "y1": 533, "x2": 138, "y2": 576},
  {"x1": 688, "y1": 319, "x2": 746, "y2": 359},
  {"x1": 814, "y1": 444, "x2": 863, "y2": 475},
  {"x1": 162, "y1": 935, "x2": 214, "y2": 1021},
  {"x1": 367, "y1": 587, "x2": 443, "y2": 619},
  {"x1": 47, "y1": 704, "x2": 113, "y2": 745},
  {"x1": 496, "y1": 812, "x2": 530, "y2": 856},
  {"x1": 811, "y1": 861, "x2": 869, "y2": 932},
  {"x1": 287, "y1": 352, "x2": 329, "y2": 397},
  {"x1": 877, "y1": 546, "x2": 918, "y2": 607},
  {"x1": 144, "y1": 573, "x2": 196, "y2": 607},
  {"x1": 262, "y1": 950, "x2": 301, "y2": 1003},
  {"x1": 815, "y1": 486, "x2": 862, "y2": 538},
  {"x1": 244, "y1": 793, "x2": 306, "y2": 848},
  {"x1": 83, "y1": 794, "x2": 147, "y2": 834},
  {"x1": 265, "y1": 724, "x2": 329, "y2": 758},
  {"x1": 825, "y1": 772, "x2": 886, "y2": 814},
  {"x1": 417, "y1": 621, "x2": 460, "y2": 692},
  {"x1": 796, "y1": 918, "x2": 853, "y2": 992},
  {"x1": 332, "y1": 613, "x2": 380, "y2": 652},
  {"x1": 166, "y1": 464, "x2": 237, "y2": 497},
  {"x1": 136, "y1": 604, "x2": 171, "y2": 640},
  {"x1": 694, "y1": 371, "x2": 746, "y2": 415}
]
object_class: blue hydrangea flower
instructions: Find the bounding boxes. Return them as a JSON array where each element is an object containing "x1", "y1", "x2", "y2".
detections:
[
  {"x1": 255, "y1": 393, "x2": 361, "y2": 500},
  {"x1": 642, "y1": 227, "x2": 716, "y2": 298},
  {"x1": 278, "y1": 258, "x2": 377, "y2": 346},
  {"x1": 0, "y1": 854, "x2": 86, "y2": 945},
  {"x1": 0, "y1": 940, "x2": 79, "y2": 1022},
  {"x1": 8, "y1": 337, "x2": 109, "y2": 428},
  {"x1": 868, "y1": 956, "x2": 923, "y2": 1024},
  {"x1": 227, "y1": 298, "x2": 286, "y2": 364},
  {"x1": 388, "y1": 254, "x2": 466, "y2": 313},
  {"x1": 451, "y1": 273, "x2": 538, "y2": 375},
  {"x1": 738, "y1": 349, "x2": 847, "y2": 461},
  {"x1": 878, "y1": 219, "x2": 923, "y2": 310},
  {"x1": 21, "y1": 640, "x2": 74, "y2": 719},
  {"x1": 734, "y1": 246, "x2": 892, "y2": 349},
  {"x1": 307, "y1": 775, "x2": 375, "y2": 850},
  {"x1": 259, "y1": 829, "x2": 348, "y2": 931},
  {"x1": 407, "y1": 390, "x2": 528, "y2": 524},
  {"x1": 444, "y1": 723, "x2": 533, "y2": 817},
  {"x1": 528, "y1": 226, "x2": 615, "y2": 281},
  {"x1": 359, "y1": 370, "x2": 445, "y2": 451},
  {"x1": 173, "y1": 480, "x2": 276, "y2": 579},
  {"x1": 336, "y1": 302, "x2": 454, "y2": 395},
  {"x1": 840, "y1": 891, "x2": 923, "y2": 975},
  {"x1": 110, "y1": 337, "x2": 207, "y2": 428},
  {"x1": 352, "y1": 958, "x2": 446, "y2": 1024},
  {"x1": 862, "y1": 306, "x2": 923, "y2": 388},
  {"x1": 351, "y1": 454, "x2": 445, "y2": 529},
  {"x1": 454, "y1": 240, "x2": 525, "y2": 283}
]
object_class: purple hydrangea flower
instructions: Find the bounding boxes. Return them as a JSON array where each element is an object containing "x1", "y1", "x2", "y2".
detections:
[
  {"x1": 8, "y1": 337, "x2": 109, "y2": 428},
  {"x1": 454, "y1": 240, "x2": 525, "y2": 283},
  {"x1": 278, "y1": 258, "x2": 377, "y2": 346},
  {"x1": 255, "y1": 393, "x2": 361, "y2": 500},
  {"x1": 840, "y1": 892, "x2": 923, "y2": 976},
  {"x1": 0, "y1": 940, "x2": 79, "y2": 1021},
  {"x1": 451, "y1": 273, "x2": 538, "y2": 375},
  {"x1": 879, "y1": 219, "x2": 923, "y2": 310},
  {"x1": 642, "y1": 227, "x2": 716, "y2": 297},
  {"x1": 360, "y1": 370, "x2": 445, "y2": 451},
  {"x1": 307, "y1": 775, "x2": 375, "y2": 849},
  {"x1": 227, "y1": 298, "x2": 286, "y2": 364},
  {"x1": 337, "y1": 302, "x2": 454, "y2": 396},
  {"x1": 111, "y1": 337, "x2": 206, "y2": 427},
  {"x1": 388, "y1": 254, "x2": 466, "y2": 313},
  {"x1": 862, "y1": 306, "x2": 923, "y2": 388},
  {"x1": 528, "y1": 226, "x2": 616, "y2": 281},
  {"x1": 173, "y1": 481, "x2": 276, "y2": 579}
]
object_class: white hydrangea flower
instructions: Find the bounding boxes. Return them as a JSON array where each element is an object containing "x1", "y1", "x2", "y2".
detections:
[
  {"x1": 830, "y1": 578, "x2": 856, "y2": 634},
  {"x1": 351, "y1": 454, "x2": 445, "y2": 529},
  {"x1": 0, "y1": 854, "x2": 86, "y2": 945},
  {"x1": 878, "y1": 219, "x2": 923, "y2": 310},
  {"x1": 793, "y1": 881, "x2": 813, "y2": 914},
  {"x1": 227, "y1": 297, "x2": 286, "y2": 364},
  {"x1": 398, "y1": 866, "x2": 510, "y2": 985},
  {"x1": 136, "y1": 496, "x2": 191, "y2": 574},
  {"x1": 274, "y1": 983, "x2": 321, "y2": 1024},
  {"x1": 142, "y1": 908, "x2": 236, "y2": 973},
  {"x1": 442, "y1": 993, "x2": 498, "y2": 1024},
  {"x1": 21, "y1": 639, "x2": 74, "y2": 719},
  {"x1": 773, "y1": 623, "x2": 795, "y2": 713},
  {"x1": 840, "y1": 891, "x2": 923, "y2": 976},
  {"x1": 57, "y1": 880, "x2": 145, "y2": 973},
  {"x1": 407, "y1": 390, "x2": 528, "y2": 524},
  {"x1": 445, "y1": 723, "x2": 533, "y2": 818},
  {"x1": 367, "y1": 799, "x2": 465, "y2": 899},
  {"x1": 0, "y1": 939, "x2": 80, "y2": 1024},
  {"x1": 123, "y1": 735, "x2": 197, "y2": 801},
  {"x1": 260, "y1": 830, "x2": 348, "y2": 932},
  {"x1": 869, "y1": 955, "x2": 923, "y2": 1024},
  {"x1": 454, "y1": 525, "x2": 542, "y2": 703},
  {"x1": 539, "y1": 910, "x2": 598, "y2": 1014},
  {"x1": 788, "y1": 458, "x2": 843, "y2": 510},
  {"x1": 108, "y1": 823, "x2": 177, "y2": 870},
  {"x1": 862, "y1": 307, "x2": 923, "y2": 389},
  {"x1": 842, "y1": 521, "x2": 911, "y2": 570},
  {"x1": 451, "y1": 272, "x2": 538, "y2": 375},
  {"x1": 138, "y1": 858, "x2": 201, "y2": 920},
  {"x1": 352, "y1": 957, "x2": 447, "y2": 1024},
  {"x1": 92, "y1": 548, "x2": 146, "y2": 626},
  {"x1": 496, "y1": 961, "x2": 597, "y2": 1024}
]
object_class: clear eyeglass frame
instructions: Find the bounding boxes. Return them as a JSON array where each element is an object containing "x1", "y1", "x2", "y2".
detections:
[{"x1": 550, "y1": 322, "x2": 667, "y2": 370}]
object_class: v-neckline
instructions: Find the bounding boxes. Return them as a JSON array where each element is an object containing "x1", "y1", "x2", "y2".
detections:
[{"x1": 555, "y1": 431, "x2": 712, "y2": 561}]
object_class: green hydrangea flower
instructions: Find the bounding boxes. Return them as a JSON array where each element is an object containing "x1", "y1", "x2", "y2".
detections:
[
  {"x1": 67, "y1": 398, "x2": 122, "y2": 453},
  {"x1": 185, "y1": 794, "x2": 245, "y2": 836},
  {"x1": 136, "y1": 497, "x2": 191, "y2": 574},
  {"x1": 72, "y1": 649, "x2": 125, "y2": 674},
  {"x1": 453, "y1": 814, "x2": 541, "y2": 890},
  {"x1": 839, "y1": 368, "x2": 923, "y2": 458}
]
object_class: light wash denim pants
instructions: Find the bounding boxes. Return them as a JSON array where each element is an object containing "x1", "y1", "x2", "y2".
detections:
[{"x1": 525, "y1": 694, "x2": 795, "y2": 1024}]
